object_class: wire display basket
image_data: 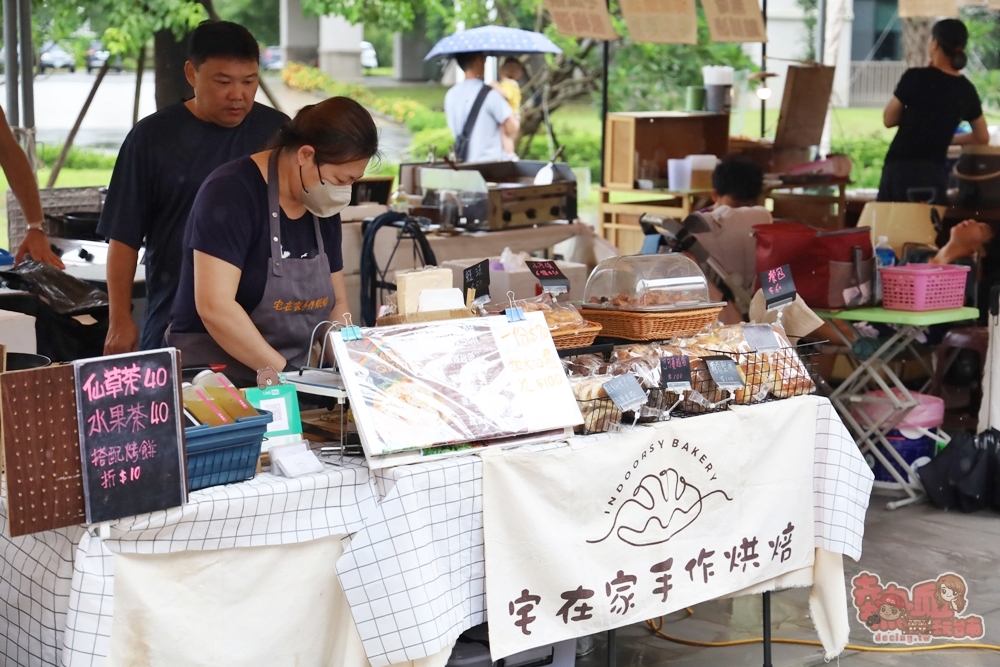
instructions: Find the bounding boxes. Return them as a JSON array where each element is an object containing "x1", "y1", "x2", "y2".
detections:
[{"x1": 710, "y1": 343, "x2": 821, "y2": 405}]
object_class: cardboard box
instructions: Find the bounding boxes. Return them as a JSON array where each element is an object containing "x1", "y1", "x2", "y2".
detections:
[{"x1": 439, "y1": 257, "x2": 589, "y2": 303}]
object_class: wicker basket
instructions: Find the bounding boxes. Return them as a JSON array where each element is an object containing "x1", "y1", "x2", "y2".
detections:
[
  {"x1": 579, "y1": 306, "x2": 723, "y2": 342},
  {"x1": 551, "y1": 321, "x2": 603, "y2": 350}
]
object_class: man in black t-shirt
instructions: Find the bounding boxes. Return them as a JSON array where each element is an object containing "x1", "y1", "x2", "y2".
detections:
[{"x1": 98, "y1": 21, "x2": 288, "y2": 354}]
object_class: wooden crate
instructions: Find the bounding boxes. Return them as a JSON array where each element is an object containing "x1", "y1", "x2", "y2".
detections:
[{"x1": 603, "y1": 112, "x2": 730, "y2": 190}]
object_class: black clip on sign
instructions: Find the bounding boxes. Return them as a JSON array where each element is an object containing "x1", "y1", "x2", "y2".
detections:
[
  {"x1": 602, "y1": 372, "x2": 648, "y2": 413},
  {"x1": 760, "y1": 264, "x2": 796, "y2": 310},
  {"x1": 703, "y1": 356, "x2": 745, "y2": 390},
  {"x1": 525, "y1": 260, "x2": 570, "y2": 295},
  {"x1": 463, "y1": 259, "x2": 491, "y2": 304},
  {"x1": 660, "y1": 355, "x2": 693, "y2": 391},
  {"x1": 741, "y1": 324, "x2": 781, "y2": 352}
]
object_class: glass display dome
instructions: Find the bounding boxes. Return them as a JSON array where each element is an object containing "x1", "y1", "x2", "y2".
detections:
[{"x1": 583, "y1": 254, "x2": 715, "y2": 311}]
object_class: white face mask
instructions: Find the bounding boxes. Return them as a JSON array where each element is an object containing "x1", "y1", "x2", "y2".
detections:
[{"x1": 299, "y1": 165, "x2": 352, "y2": 218}]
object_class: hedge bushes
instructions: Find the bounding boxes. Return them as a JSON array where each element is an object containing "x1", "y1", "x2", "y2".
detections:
[
  {"x1": 282, "y1": 63, "x2": 445, "y2": 134},
  {"x1": 831, "y1": 134, "x2": 890, "y2": 190}
]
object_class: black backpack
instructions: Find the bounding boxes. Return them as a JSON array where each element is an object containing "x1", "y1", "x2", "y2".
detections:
[{"x1": 452, "y1": 85, "x2": 492, "y2": 163}]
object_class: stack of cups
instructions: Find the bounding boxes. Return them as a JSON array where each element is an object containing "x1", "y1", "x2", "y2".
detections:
[
  {"x1": 667, "y1": 159, "x2": 691, "y2": 191},
  {"x1": 687, "y1": 155, "x2": 719, "y2": 191},
  {"x1": 702, "y1": 66, "x2": 734, "y2": 113}
]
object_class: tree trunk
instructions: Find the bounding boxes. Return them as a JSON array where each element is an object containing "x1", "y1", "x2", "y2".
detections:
[
  {"x1": 154, "y1": 29, "x2": 192, "y2": 110},
  {"x1": 902, "y1": 18, "x2": 933, "y2": 69}
]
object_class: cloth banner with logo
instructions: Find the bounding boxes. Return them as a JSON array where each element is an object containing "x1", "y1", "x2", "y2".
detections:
[{"x1": 481, "y1": 399, "x2": 817, "y2": 659}]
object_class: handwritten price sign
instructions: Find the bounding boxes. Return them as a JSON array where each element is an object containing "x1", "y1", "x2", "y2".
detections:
[
  {"x1": 525, "y1": 260, "x2": 571, "y2": 294},
  {"x1": 759, "y1": 264, "x2": 796, "y2": 310},
  {"x1": 74, "y1": 349, "x2": 186, "y2": 523},
  {"x1": 660, "y1": 355, "x2": 693, "y2": 390},
  {"x1": 463, "y1": 259, "x2": 491, "y2": 303}
]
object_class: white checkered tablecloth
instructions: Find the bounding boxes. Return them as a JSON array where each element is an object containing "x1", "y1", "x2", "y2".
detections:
[
  {"x1": 0, "y1": 462, "x2": 375, "y2": 667},
  {"x1": 335, "y1": 396, "x2": 874, "y2": 667},
  {"x1": 0, "y1": 396, "x2": 872, "y2": 667}
]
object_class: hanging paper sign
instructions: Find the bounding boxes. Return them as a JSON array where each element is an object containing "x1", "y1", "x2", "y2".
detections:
[
  {"x1": 661, "y1": 355, "x2": 693, "y2": 391},
  {"x1": 463, "y1": 259, "x2": 491, "y2": 302},
  {"x1": 526, "y1": 260, "x2": 571, "y2": 294},
  {"x1": 742, "y1": 325, "x2": 781, "y2": 352},
  {"x1": 74, "y1": 349, "x2": 187, "y2": 524},
  {"x1": 760, "y1": 264, "x2": 797, "y2": 310},
  {"x1": 620, "y1": 0, "x2": 698, "y2": 45},
  {"x1": 544, "y1": 0, "x2": 618, "y2": 41},
  {"x1": 703, "y1": 355, "x2": 745, "y2": 390},
  {"x1": 898, "y1": 0, "x2": 959, "y2": 17},
  {"x1": 701, "y1": 0, "x2": 767, "y2": 43}
]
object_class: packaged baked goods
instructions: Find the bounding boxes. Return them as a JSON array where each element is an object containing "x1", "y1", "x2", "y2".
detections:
[
  {"x1": 562, "y1": 354, "x2": 608, "y2": 378},
  {"x1": 583, "y1": 255, "x2": 715, "y2": 311},
  {"x1": 763, "y1": 323, "x2": 815, "y2": 398},
  {"x1": 569, "y1": 376, "x2": 622, "y2": 433},
  {"x1": 514, "y1": 293, "x2": 587, "y2": 333}
]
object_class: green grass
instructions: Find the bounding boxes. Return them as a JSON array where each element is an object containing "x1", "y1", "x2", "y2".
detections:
[
  {"x1": 365, "y1": 67, "x2": 396, "y2": 78},
  {"x1": 0, "y1": 168, "x2": 114, "y2": 251},
  {"x1": 368, "y1": 84, "x2": 448, "y2": 111}
]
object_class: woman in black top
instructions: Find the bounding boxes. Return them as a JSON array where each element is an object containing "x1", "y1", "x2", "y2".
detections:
[{"x1": 878, "y1": 19, "x2": 989, "y2": 204}]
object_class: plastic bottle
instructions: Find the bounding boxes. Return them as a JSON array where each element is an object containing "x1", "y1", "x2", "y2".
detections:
[
  {"x1": 182, "y1": 383, "x2": 233, "y2": 427},
  {"x1": 193, "y1": 371, "x2": 259, "y2": 419},
  {"x1": 874, "y1": 236, "x2": 897, "y2": 305}
]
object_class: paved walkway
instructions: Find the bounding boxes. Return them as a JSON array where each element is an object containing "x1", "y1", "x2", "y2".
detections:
[{"x1": 579, "y1": 495, "x2": 1000, "y2": 666}]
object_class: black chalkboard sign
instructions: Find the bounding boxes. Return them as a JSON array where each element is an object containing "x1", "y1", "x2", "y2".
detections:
[
  {"x1": 463, "y1": 259, "x2": 491, "y2": 301},
  {"x1": 602, "y1": 372, "x2": 648, "y2": 412},
  {"x1": 703, "y1": 356, "x2": 745, "y2": 390},
  {"x1": 525, "y1": 260, "x2": 570, "y2": 293},
  {"x1": 660, "y1": 355, "x2": 693, "y2": 390},
  {"x1": 742, "y1": 324, "x2": 781, "y2": 352},
  {"x1": 74, "y1": 349, "x2": 186, "y2": 523},
  {"x1": 759, "y1": 264, "x2": 796, "y2": 310}
]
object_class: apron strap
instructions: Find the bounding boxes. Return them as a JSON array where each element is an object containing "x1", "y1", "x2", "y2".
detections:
[
  {"x1": 313, "y1": 214, "x2": 326, "y2": 257},
  {"x1": 268, "y1": 150, "x2": 325, "y2": 276},
  {"x1": 267, "y1": 149, "x2": 284, "y2": 278}
]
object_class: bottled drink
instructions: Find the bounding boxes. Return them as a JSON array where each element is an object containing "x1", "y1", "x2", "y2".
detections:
[
  {"x1": 193, "y1": 371, "x2": 259, "y2": 419},
  {"x1": 874, "y1": 236, "x2": 897, "y2": 305},
  {"x1": 182, "y1": 383, "x2": 233, "y2": 427}
]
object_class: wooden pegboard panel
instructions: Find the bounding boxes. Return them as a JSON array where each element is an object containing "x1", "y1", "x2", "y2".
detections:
[{"x1": 2, "y1": 365, "x2": 86, "y2": 537}]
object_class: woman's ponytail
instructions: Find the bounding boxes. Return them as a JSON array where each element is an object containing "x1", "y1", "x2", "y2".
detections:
[{"x1": 932, "y1": 19, "x2": 969, "y2": 71}]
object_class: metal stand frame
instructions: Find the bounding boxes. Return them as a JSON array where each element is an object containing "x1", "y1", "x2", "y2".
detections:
[{"x1": 825, "y1": 323, "x2": 927, "y2": 509}]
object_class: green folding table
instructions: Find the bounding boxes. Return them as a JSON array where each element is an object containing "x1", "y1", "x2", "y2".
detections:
[{"x1": 817, "y1": 307, "x2": 979, "y2": 509}]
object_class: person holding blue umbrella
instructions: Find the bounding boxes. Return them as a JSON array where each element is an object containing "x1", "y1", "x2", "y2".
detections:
[
  {"x1": 445, "y1": 52, "x2": 519, "y2": 163},
  {"x1": 429, "y1": 25, "x2": 562, "y2": 163}
]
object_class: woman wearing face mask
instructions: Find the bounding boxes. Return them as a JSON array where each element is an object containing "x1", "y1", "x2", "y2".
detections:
[{"x1": 167, "y1": 97, "x2": 379, "y2": 385}]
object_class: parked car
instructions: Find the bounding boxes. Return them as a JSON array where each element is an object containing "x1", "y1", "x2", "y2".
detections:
[
  {"x1": 260, "y1": 45, "x2": 285, "y2": 72},
  {"x1": 85, "y1": 40, "x2": 122, "y2": 74},
  {"x1": 360, "y1": 41, "x2": 378, "y2": 69},
  {"x1": 39, "y1": 42, "x2": 76, "y2": 73}
]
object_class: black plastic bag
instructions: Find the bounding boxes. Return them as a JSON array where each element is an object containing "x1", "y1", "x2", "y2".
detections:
[
  {"x1": 917, "y1": 433, "x2": 973, "y2": 510},
  {"x1": 0, "y1": 260, "x2": 109, "y2": 316},
  {"x1": 979, "y1": 428, "x2": 1000, "y2": 510}
]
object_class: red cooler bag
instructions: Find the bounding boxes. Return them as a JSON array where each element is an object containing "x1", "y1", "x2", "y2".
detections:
[{"x1": 754, "y1": 223, "x2": 875, "y2": 309}]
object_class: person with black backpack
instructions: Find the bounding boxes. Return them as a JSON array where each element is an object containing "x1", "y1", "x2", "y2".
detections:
[{"x1": 444, "y1": 52, "x2": 518, "y2": 163}]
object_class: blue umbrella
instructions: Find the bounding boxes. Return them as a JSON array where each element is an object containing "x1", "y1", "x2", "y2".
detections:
[{"x1": 424, "y1": 26, "x2": 562, "y2": 61}]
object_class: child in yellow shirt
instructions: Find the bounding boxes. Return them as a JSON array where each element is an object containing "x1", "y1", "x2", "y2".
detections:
[{"x1": 491, "y1": 58, "x2": 524, "y2": 159}]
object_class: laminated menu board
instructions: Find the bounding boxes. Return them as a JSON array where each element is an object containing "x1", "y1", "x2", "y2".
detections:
[
  {"x1": 331, "y1": 313, "x2": 582, "y2": 467},
  {"x1": 74, "y1": 349, "x2": 187, "y2": 523}
]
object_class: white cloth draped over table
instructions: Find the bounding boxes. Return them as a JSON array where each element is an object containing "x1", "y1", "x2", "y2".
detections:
[{"x1": 0, "y1": 397, "x2": 870, "y2": 667}]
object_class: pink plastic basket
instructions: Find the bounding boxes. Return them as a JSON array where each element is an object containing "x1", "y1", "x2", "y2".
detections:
[{"x1": 880, "y1": 264, "x2": 970, "y2": 311}]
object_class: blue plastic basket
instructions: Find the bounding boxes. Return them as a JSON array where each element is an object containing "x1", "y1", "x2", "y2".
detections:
[{"x1": 185, "y1": 411, "x2": 274, "y2": 492}]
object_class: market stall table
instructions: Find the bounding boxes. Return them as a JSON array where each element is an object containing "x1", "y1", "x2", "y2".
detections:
[
  {"x1": 0, "y1": 398, "x2": 870, "y2": 667},
  {"x1": 816, "y1": 307, "x2": 979, "y2": 509}
]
